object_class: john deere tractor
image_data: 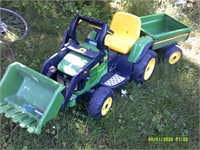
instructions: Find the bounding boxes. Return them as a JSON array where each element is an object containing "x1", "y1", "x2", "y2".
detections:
[{"x1": 0, "y1": 12, "x2": 191, "y2": 134}]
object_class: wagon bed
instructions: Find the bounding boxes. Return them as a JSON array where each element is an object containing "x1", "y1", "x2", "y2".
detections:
[{"x1": 140, "y1": 13, "x2": 192, "y2": 50}]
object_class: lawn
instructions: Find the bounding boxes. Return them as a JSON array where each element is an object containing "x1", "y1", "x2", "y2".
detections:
[{"x1": 0, "y1": 1, "x2": 199, "y2": 149}]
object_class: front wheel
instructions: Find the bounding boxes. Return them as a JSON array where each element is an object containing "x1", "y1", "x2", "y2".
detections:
[
  {"x1": 88, "y1": 87, "x2": 114, "y2": 119},
  {"x1": 132, "y1": 50, "x2": 157, "y2": 83}
]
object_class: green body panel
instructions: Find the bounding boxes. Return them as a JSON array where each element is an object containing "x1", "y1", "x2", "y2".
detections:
[
  {"x1": 58, "y1": 40, "x2": 107, "y2": 105},
  {"x1": 128, "y1": 36, "x2": 153, "y2": 63},
  {"x1": 0, "y1": 62, "x2": 65, "y2": 134},
  {"x1": 75, "y1": 52, "x2": 108, "y2": 96},
  {"x1": 140, "y1": 13, "x2": 191, "y2": 50},
  {"x1": 67, "y1": 94, "x2": 77, "y2": 107},
  {"x1": 58, "y1": 51, "x2": 91, "y2": 76},
  {"x1": 80, "y1": 42, "x2": 99, "y2": 52},
  {"x1": 152, "y1": 34, "x2": 189, "y2": 50},
  {"x1": 140, "y1": 13, "x2": 192, "y2": 40},
  {"x1": 87, "y1": 30, "x2": 97, "y2": 41}
]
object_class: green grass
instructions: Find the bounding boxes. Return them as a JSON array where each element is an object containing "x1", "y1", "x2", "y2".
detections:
[{"x1": 0, "y1": 2, "x2": 200, "y2": 149}]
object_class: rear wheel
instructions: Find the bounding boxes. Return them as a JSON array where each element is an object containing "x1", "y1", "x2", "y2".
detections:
[
  {"x1": 132, "y1": 50, "x2": 157, "y2": 83},
  {"x1": 88, "y1": 87, "x2": 114, "y2": 119},
  {"x1": 163, "y1": 46, "x2": 182, "y2": 65}
]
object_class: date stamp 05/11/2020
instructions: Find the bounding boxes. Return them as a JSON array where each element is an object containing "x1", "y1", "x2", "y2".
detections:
[{"x1": 148, "y1": 137, "x2": 189, "y2": 142}]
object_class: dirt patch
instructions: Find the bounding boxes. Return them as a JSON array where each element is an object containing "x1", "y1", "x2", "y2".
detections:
[{"x1": 179, "y1": 31, "x2": 200, "y2": 66}]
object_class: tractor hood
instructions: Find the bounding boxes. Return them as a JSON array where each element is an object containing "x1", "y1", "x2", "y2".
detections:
[{"x1": 57, "y1": 51, "x2": 91, "y2": 76}]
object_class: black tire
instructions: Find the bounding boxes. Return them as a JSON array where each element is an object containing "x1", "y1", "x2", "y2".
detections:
[
  {"x1": 88, "y1": 86, "x2": 114, "y2": 119},
  {"x1": 163, "y1": 45, "x2": 182, "y2": 65},
  {"x1": 132, "y1": 50, "x2": 157, "y2": 83}
]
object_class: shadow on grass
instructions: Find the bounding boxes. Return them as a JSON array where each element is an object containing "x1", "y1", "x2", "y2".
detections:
[{"x1": 0, "y1": 57, "x2": 199, "y2": 149}]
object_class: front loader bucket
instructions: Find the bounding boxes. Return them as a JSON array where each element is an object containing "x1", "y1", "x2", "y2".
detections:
[{"x1": 0, "y1": 62, "x2": 65, "y2": 134}]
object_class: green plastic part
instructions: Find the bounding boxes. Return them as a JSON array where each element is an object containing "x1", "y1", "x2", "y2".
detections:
[
  {"x1": 140, "y1": 13, "x2": 192, "y2": 50},
  {"x1": 87, "y1": 30, "x2": 97, "y2": 40},
  {"x1": 12, "y1": 113, "x2": 29, "y2": 123},
  {"x1": 0, "y1": 62, "x2": 65, "y2": 134},
  {"x1": 128, "y1": 36, "x2": 153, "y2": 63},
  {"x1": 67, "y1": 94, "x2": 77, "y2": 107},
  {"x1": 5, "y1": 109, "x2": 21, "y2": 118},
  {"x1": 80, "y1": 42, "x2": 99, "y2": 52},
  {"x1": 19, "y1": 117, "x2": 37, "y2": 128},
  {"x1": 0, "y1": 103, "x2": 14, "y2": 113},
  {"x1": 75, "y1": 56, "x2": 108, "y2": 95},
  {"x1": 58, "y1": 51, "x2": 91, "y2": 76}
]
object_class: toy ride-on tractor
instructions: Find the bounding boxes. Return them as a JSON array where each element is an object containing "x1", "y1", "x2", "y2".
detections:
[{"x1": 0, "y1": 12, "x2": 191, "y2": 134}]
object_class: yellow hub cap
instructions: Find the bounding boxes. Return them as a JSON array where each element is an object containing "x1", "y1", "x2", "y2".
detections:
[
  {"x1": 101, "y1": 97, "x2": 113, "y2": 116},
  {"x1": 144, "y1": 58, "x2": 156, "y2": 80},
  {"x1": 169, "y1": 51, "x2": 181, "y2": 64}
]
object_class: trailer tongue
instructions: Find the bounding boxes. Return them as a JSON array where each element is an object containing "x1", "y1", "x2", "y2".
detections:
[{"x1": 0, "y1": 62, "x2": 65, "y2": 134}]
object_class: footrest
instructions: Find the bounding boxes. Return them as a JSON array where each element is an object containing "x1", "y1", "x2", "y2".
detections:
[{"x1": 104, "y1": 74, "x2": 126, "y2": 86}]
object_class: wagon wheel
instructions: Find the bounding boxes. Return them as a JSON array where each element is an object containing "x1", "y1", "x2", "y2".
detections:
[{"x1": 163, "y1": 45, "x2": 182, "y2": 65}]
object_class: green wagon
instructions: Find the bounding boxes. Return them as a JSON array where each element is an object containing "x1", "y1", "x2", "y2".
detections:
[
  {"x1": 140, "y1": 13, "x2": 191, "y2": 64},
  {"x1": 141, "y1": 13, "x2": 191, "y2": 48}
]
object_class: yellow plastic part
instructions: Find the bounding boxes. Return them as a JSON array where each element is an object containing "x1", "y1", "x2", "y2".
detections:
[
  {"x1": 144, "y1": 58, "x2": 156, "y2": 80},
  {"x1": 169, "y1": 51, "x2": 182, "y2": 64},
  {"x1": 105, "y1": 12, "x2": 141, "y2": 54},
  {"x1": 101, "y1": 97, "x2": 113, "y2": 116}
]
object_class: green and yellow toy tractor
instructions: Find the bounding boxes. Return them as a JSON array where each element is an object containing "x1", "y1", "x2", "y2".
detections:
[{"x1": 0, "y1": 12, "x2": 191, "y2": 134}]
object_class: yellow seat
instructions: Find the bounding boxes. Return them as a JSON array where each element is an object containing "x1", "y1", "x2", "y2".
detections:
[{"x1": 105, "y1": 12, "x2": 141, "y2": 54}]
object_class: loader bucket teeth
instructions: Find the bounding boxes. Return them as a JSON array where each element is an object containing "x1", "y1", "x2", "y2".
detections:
[
  {"x1": 5, "y1": 109, "x2": 21, "y2": 118},
  {"x1": 19, "y1": 118, "x2": 37, "y2": 128},
  {"x1": 11, "y1": 113, "x2": 29, "y2": 123},
  {"x1": 0, "y1": 102, "x2": 8, "y2": 106},
  {"x1": 27, "y1": 122, "x2": 38, "y2": 133},
  {"x1": 0, "y1": 104, "x2": 14, "y2": 113},
  {"x1": 0, "y1": 62, "x2": 65, "y2": 134}
]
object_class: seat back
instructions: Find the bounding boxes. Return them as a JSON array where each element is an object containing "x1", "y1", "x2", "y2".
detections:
[
  {"x1": 105, "y1": 12, "x2": 141, "y2": 54},
  {"x1": 110, "y1": 12, "x2": 141, "y2": 41}
]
